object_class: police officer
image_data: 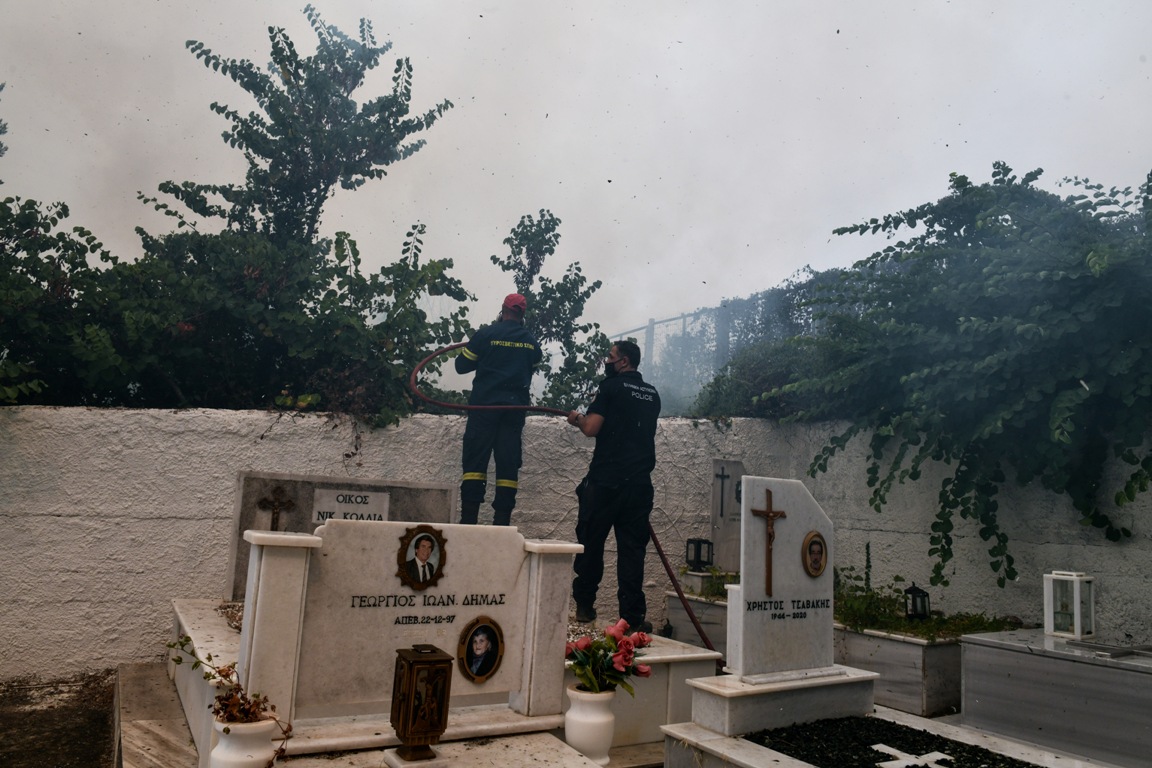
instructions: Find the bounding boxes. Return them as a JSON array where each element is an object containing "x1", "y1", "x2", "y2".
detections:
[
  {"x1": 567, "y1": 339, "x2": 661, "y2": 631},
  {"x1": 455, "y1": 293, "x2": 542, "y2": 525}
]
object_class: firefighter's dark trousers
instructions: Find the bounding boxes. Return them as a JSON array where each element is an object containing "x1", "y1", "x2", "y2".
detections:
[{"x1": 460, "y1": 409, "x2": 526, "y2": 525}]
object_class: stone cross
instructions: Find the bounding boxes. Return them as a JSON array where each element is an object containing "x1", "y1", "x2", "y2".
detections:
[
  {"x1": 872, "y1": 743, "x2": 954, "y2": 768},
  {"x1": 714, "y1": 466, "x2": 731, "y2": 517},
  {"x1": 750, "y1": 489, "x2": 786, "y2": 596},
  {"x1": 257, "y1": 486, "x2": 295, "y2": 532}
]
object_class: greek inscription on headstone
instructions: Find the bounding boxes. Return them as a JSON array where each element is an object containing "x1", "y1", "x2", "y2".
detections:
[{"x1": 313, "y1": 488, "x2": 389, "y2": 523}]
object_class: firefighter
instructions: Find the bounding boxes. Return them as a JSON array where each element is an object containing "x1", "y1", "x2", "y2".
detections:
[{"x1": 455, "y1": 293, "x2": 542, "y2": 525}]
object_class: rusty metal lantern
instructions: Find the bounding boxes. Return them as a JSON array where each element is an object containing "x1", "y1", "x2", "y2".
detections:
[
  {"x1": 904, "y1": 583, "x2": 930, "y2": 621},
  {"x1": 686, "y1": 538, "x2": 714, "y2": 571},
  {"x1": 390, "y1": 644, "x2": 454, "y2": 761}
]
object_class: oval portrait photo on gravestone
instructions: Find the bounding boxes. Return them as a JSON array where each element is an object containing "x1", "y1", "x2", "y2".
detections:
[
  {"x1": 802, "y1": 531, "x2": 827, "y2": 577},
  {"x1": 396, "y1": 524, "x2": 447, "y2": 591},
  {"x1": 457, "y1": 616, "x2": 504, "y2": 683}
]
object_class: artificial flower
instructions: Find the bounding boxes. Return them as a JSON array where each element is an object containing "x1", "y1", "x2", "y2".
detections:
[{"x1": 565, "y1": 619, "x2": 652, "y2": 696}]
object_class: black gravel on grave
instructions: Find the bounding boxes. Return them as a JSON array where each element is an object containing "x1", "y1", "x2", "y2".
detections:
[{"x1": 745, "y1": 716, "x2": 1042, "y2": 768}]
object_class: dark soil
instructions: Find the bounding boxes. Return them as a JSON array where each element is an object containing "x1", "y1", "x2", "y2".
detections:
[
  {"x1": 746, "y1": 716, "x2": 1041, "y2": 768},
  {"x1": 0, "y1": 670, "x2": 116, "y2": 768}
]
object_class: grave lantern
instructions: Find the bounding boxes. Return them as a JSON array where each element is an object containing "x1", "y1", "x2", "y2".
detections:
[
  {"x1": 1044, "y1": 571, "x2": 1095, "y2": 639},
  {"x1": 685, "y1": 538, "x2": 714, "y2": 571},
  {"x1": 390, "y1": 644, "x2": 454, "y2": 761},
  {"x1": 904, "y1": 583, "x2": 930, "y2": 621}
]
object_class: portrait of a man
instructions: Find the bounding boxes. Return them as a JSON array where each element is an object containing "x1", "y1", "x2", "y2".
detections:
[
  {"x1": 396, "y1": 526, "x2": 446, "y2": 590},
  {"x1": 406, "y1": 534, "x2": 438, "y2": 584},
  {"x1": 802, "y1": 531, "x2": 827, "y2": 577}
]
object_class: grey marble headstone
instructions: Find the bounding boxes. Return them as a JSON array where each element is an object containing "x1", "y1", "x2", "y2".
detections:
[
  {"x1": 710, "y1": 459, "x2": 746, "y2": 573},
  {"x1": 726, "y1": 476, "x2": 834, "y2": 679},
  {"x1": 227, "y1": 470, "x2": 454, "y2": 600}
]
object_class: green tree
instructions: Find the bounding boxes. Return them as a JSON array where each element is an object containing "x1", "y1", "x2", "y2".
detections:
[
  {"x1": 489, "y1": 209, "x2": 609, "y2": 408},
  {"x1": 1, "y1": 82, "x2": 113, "y2": 404},
  {"x1": 124, "y1": 6, "x2": 467, "y2": 420},
  {"x1": 4, "y1": 7, "x2": 470, "y2": 422},
  {"x1": 700, "y1": 163, "x2": 1152, "y2": 586},
  {"x1": 0, "y1": 197, "x2": 110, "y2": 404},
  {"x1": 160, "y1": 4, "x2": 452, "y2": 247}
]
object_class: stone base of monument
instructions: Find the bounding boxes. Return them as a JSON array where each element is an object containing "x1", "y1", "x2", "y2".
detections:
[
  {"x1": 170, "y1": 599, "x2": 565, "y2": 764},
  {"x1": 690, "y1": 665, "x2": 878, "y2": 735},
  {"x1": 171, "y1": 598, "x2": 718, "y2": 765},
  {"x1": 660, "y1": 665, "x2": 878, "y2": 768},
  {"x1": 382, "y1": 745, "x2": 450, "y2": 767}
]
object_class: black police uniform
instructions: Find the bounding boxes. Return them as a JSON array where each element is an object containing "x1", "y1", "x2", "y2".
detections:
[
  {"x1": 572, "y1": 370, "x2": 661, "y2": 628},
  {"x1": 455, "y1": 318, "x2": 542, "y2": 524}
]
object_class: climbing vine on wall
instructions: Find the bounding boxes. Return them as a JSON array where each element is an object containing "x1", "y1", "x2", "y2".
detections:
[{"x1": 704, "y1": 163, "x2": 1152, "y2": 586}]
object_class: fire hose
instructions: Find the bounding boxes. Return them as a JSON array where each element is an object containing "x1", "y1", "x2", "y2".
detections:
[{"x1": 409, "y1": 342, "x2": 717, "y2": 654}]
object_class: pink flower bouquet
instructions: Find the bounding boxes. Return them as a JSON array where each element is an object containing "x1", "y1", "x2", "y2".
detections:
[{"x1": 565, "y1": 619, "x2": 653, "y2": 696}]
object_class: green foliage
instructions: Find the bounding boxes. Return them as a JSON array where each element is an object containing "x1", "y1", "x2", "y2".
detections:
[
  {"x1": 3, "y1": 8, "x2": 470, "y2": 422},
  {"x1": 695, "y1": 567, "x2": 739, "y2": 600},
  {"x1": 167, "y1": 4, "x2": 452, "y2": 247},
  {"x1": 489, "y1": 209, "x2": 610, "y2": 409},
  {"x1": 834, "y1": 566, "x2": 1018, "y2": 642},
  {"x1": 0, "y1": 195, "x2": 111, "y2": 405},
  {"x1": 698, "y1": 163, "x2": 1152, "y2": 586},
  {"x1": 94, "y1": 222, "x2": 468, "y2": 421}
]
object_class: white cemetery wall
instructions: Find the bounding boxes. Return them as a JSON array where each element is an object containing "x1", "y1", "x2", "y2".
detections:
[{"x1": 2, "y1": 405, "x2": 1152, "y2": 681}]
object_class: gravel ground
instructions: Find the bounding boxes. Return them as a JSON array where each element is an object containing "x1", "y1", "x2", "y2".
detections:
[{"x1": 0, "y1": 670, "x2": 116, "y2": 768}]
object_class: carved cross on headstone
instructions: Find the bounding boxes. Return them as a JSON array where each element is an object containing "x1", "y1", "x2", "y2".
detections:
[
  {"x1": 751, "y1": 489, "x2": 786, "y2": 596},
  {"x1": 714, "y1": 466, "x2": 731, "y2": 518},
  {"x1": 257, "y1": 486, "x2": 295, "y2": 532}
]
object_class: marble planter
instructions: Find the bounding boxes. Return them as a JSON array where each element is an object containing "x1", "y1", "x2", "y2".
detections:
[
  {"x1": 833, "y1": 625, "x2": 960, "y2": 717},
  {"x1": 663, "y1": 592, "x2": 728, "y2": 657},
  {"x1": 962, "y1": 629, "x2": 1152, "y2": 767}
]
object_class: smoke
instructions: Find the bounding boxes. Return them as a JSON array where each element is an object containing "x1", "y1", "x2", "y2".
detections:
[{"x1": 3, "y1": 1, "x2": 1152, "y2": 338}]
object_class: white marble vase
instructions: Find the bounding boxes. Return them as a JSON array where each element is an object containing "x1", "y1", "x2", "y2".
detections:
[
  {"x1": 210, "y1": 717, "x2": 280, "y2": 768},
  {"x1": 564, "y1": 685, "x2": 615, "y2": 765}
]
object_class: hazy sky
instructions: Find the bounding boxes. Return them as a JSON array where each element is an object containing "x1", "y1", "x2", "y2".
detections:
[{"x1": 3, "y1": 1, "x2": 1152, "y2": 337}]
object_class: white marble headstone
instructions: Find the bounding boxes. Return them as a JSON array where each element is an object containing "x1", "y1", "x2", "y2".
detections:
[
  {"x1": 290, "y1": 520, "x2": 550, "y2": 718},
  {"x1": 725, "y1": 477, "x2": 834, "y2": 679}
]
